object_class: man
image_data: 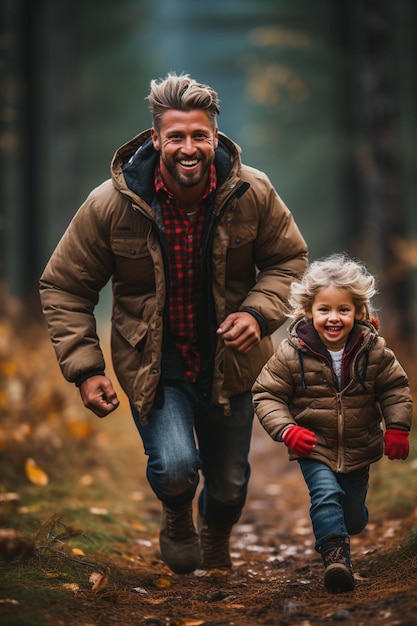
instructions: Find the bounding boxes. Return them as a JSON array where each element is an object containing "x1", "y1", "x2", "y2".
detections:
[{"x1": 39, "y1": 73, "x2": 308, "y2": 574}]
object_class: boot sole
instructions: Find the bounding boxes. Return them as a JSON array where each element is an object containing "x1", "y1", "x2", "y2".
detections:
[
  {"x1": 324, "y1": 563, "x2": 355, "y2": 593},
  {"x1": 159, "y1": 535, "x2": 201, "y2": 574}
]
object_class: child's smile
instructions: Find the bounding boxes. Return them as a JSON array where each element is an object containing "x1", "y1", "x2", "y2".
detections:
[{"x1": 307, "y1": 285, "x2": 358, "y2": 351}]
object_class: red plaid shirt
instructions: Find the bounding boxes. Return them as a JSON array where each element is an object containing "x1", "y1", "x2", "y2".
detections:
[{"x1": 155, "y1": 164, "x2": 217, "y2": 382}]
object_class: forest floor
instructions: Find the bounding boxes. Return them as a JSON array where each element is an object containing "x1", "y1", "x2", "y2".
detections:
[{"x1": 1, "y1": 410, "x2": 417, "y2": 626}]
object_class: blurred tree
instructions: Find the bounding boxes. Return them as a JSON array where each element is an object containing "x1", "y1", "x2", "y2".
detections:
[
  {"x1": 0, "y1": 0, "x2": 77, "y2": 312},
  {"x1": 1, "y1": 0, "x2": 415, "y2": 343},
  {"x1": 340, "y1": 0, "x2": 415, "y2": 343}
]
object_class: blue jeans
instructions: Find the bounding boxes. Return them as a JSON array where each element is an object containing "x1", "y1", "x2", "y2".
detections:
[
  {"x1": 298, "y1": 458, "x2": 369, "y2": 551},
  {"x1": 131, "y1": 382, "x2": 253, "y2": 527}
]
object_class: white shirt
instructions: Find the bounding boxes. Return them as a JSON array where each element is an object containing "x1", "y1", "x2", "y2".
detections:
[{"x1": 330, "y1": 347, "x2": 344, "y2": 388}]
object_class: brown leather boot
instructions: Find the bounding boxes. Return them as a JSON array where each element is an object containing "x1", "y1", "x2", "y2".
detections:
[
  {"x1": 199, "y1": 516, "x2": 232, "y2": 570},
  {"x1": 159, "y1": 503, "x2": 200, "y2": 574},
  {"x1": 320, "y1": 536, "x2": 355, "y2": 593}
]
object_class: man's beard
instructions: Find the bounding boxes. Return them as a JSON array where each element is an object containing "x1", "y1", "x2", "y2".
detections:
[{"x1": 161, "y1": 154, "x2": 212, "y2": 188}]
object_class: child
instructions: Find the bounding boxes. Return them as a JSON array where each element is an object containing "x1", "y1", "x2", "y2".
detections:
[{"x1": 252, "y1": 253, "x2": 413, "y2": 593}]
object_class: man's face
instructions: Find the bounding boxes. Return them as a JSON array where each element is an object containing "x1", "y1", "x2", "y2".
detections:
[{"x1": 151, "y1": 109, "x2": 218, "y2": 188}]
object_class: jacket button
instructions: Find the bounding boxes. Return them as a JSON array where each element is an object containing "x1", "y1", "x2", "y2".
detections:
[
  {"x1": 235, "y1": 238, "x2": 241, "y2": 245},
  {"x1": 129, "y1": 249, "x2": 136, "y2": 256}
]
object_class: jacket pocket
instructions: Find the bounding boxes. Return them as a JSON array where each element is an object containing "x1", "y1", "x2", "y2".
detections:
[
  {"x1": 111, "y1": 236, "x2": 155, "y2": 288},
  {"x1": 111, "y1": 302, "x2": 149, "y2": 348},
  {"x1": 227, "y1": 219, "x2": 258, "y2": 248},
  {"x1": 224, "y1": 219, "x2": 258, "y2": 281}
]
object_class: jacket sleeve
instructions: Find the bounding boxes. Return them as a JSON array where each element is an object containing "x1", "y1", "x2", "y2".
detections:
[
  {"x1": 239, "y1": 169, "x2": 308, "y2": 335},
  {"x1": 374, "y1": 342, "x2": 413, "y2": 431},
  {"x1": 39, "y1": 186, "x2": 115, "y2": 383},
  {"x1": 252, "y1": 342, "x2": 297, "y2": 441}
]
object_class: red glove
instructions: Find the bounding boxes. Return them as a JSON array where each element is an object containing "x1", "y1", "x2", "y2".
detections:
[
  {"x1": 282, "y1": 426, "x2": 318, "y2": 457},
  {"x1": 384, "y1": 429, "x2": 409, "y2": 460}
]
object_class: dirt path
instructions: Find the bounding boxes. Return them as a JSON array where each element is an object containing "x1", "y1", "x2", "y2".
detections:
[
  {"x1": 1, "y1": 405, "x2": 416, "y2": 626},
  {"x1": 58, "y1": 417, "x2": 417, "y2": 626}
]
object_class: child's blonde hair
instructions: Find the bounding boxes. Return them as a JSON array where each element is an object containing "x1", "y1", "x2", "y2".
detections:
[{"x1": 288, "y1": 253, "x2": 377, "y2": 321}]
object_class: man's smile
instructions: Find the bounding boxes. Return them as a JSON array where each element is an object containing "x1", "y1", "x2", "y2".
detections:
[{"x1": 179, "y1": 159, "x2": 199, "y2": 168}]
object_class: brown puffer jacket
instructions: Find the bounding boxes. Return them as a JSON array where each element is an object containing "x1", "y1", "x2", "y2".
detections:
[
  {"x1": 39, "y1": 130, "x2": 308, "y2": 422},
  {"x1": 252, "y1": 317, "x2": 413, "y2": 472}
]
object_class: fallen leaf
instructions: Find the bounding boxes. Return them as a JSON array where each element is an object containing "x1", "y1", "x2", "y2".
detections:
[
  {"x1": 169, "y1": 617, "x2": 206, "y2": 626},
  {"x1": 80, "y1": 474, "x2": 93, "y2": 486},
  {"x1": 154, "y1": 576, "x2": 171, "y2": 588},
  {"x1": 71, "y1": 547, "x2": 85, "y2": 555},
  {"x1": 66, "y1": 418, "x2": 95, "y2": 439},
  {"x1": 90, "y1": 567, "x2": 110, "y2": 592},
  {"x1": 18, "y1": 504, "x2": 41, "y2": 514},
  {"x1": 62, "y1": 583, "x2": 79, "y2": 594},
  {"x1": 0, "y1": 598, "x2": 19, "y2": 605},
  {"x1": 0, "y1": 492, "x2": 20, "y2": 503},
  {"x1": 89, "y1": 507, "x2": 108, "y2": 515},
  {"x1": 25, "y1": 457, "x2": 49, "y2": 486}
]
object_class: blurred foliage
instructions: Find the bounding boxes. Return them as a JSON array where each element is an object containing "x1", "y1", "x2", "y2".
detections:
[{"x1": 0, "y1": 283, "x2": 99, "y2": 490}]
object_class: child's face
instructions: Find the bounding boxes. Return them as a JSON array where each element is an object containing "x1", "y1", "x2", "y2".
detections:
[{"x1": 307, "y1": 285, "x2": 358, "y2": 351}]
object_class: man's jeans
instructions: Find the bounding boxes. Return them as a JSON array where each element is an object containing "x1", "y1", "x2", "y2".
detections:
[
  {"x1": 298, "y1": 458, "x2": 369, "y2": 551},
  {"x1": 131, "y1": 382, "x2": 253, "y2": 527}
]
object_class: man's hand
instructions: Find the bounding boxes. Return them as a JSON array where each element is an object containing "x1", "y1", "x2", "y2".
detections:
[
  {"x1": 79, "y1": 375, "x2": 120, "y2": 418},
  {"x1": 217, "y1": 312, "x2": 261, "y2": 353}
]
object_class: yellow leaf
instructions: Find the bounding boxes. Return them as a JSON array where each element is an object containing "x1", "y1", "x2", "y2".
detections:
[
  {"x1": 71, "y1": 547, "x2": 85, "y2": 555},
  {"x1": 155, "y1": 577, "x2": 171, "y2": 588},
  {"x1": 25, "y1": 458, "x2": 49, "y2": 486},
  {"x1": 19, "y1": 504, "x2": 41, "y2": 513},
  {"x1": 66, "y1": 418, "x2": 95, "y2": 439}
]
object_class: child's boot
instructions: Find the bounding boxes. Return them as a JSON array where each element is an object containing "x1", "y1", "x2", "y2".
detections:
[{"x1": 319, "y1": 536, "x2": 354, "y2": 593}]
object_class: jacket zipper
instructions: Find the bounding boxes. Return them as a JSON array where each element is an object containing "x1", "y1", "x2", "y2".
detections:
[{"x1": 336, "y1": 392, "x2": 344, "y2": 472}]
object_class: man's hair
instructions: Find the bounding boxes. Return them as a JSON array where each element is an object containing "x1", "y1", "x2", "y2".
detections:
[
  {"x1": 288, "y1": 253, "x2": 377, "y2": 321},
  {"x1": 147, "y1": 73, "x2": 220, "y2": 133}
]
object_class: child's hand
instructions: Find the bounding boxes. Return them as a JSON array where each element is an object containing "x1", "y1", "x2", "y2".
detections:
[
  {"x1": 282, "y1": 425, "x2": 317, "y2": 456},
  {"x1": 384, "y1": 429, "x2": 410, "y2": 460}
]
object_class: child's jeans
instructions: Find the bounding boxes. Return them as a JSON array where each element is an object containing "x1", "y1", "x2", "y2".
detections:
[{"x1": 298, "y1": 458, "x2": 369, "y2": 551}]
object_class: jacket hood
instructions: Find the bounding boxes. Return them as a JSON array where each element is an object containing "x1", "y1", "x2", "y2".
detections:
[
  {"x1": 110, "y1": 129, "x2": 242, "y2": 206},
  {"x1": 288, "y1": 316, "x2": 378, "y2": 348},
  {"x1": 287, "y1": 316, "x2": 379, "y2": 390}
]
